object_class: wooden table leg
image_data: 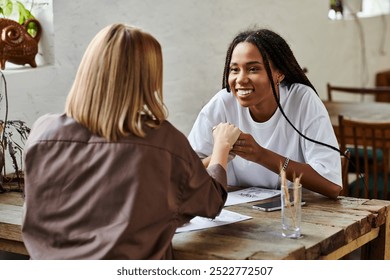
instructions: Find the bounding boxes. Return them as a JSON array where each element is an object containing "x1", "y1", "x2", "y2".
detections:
[
  {"x1": 384, "y1": 206, "x2": 390, "y2": 260},
  {"x1": 363, "y1": 205, "x2": 390, "y2": 259}
]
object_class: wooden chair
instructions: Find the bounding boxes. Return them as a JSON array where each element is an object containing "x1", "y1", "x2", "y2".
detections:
[
  {"x1": 376, "y1": 70, "x2": 390, "y2": 102},
  {"x1": 338, "y1": 115, "x2": 390, "y2": 199},
  {"x1": 327, "y1": 83, "x2": 390, "y2": 102},
  {"x1": 340, "y1": 150, "x2": 350, "y2": 196}
]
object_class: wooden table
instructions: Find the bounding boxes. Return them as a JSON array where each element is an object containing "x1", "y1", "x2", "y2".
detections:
[
  {"x1": 1, "y1": 190, "x2": 390, "y2": 260},
  {"x1": 323, "y1": 101, "x2": 390, "y2": 138},
  {"x1": 173, "y1": 190, "x2": 390, "y2": 260},
  {"x1": 0, "y1": 192, "x2": 27, "y2": 255}
]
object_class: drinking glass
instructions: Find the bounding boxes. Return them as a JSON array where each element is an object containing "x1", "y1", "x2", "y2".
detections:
[{"x1": 281, "y1": 183, "x2": 302, "y2": 238}]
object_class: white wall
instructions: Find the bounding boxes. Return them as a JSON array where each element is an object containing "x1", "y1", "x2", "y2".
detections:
[{"x1": 3, "y1": 0, "x2": 390, "y2": 137}]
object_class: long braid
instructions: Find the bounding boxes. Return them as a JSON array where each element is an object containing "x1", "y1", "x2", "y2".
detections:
[
  {"x1": 252, "y1": 30, "x2": 317, "y2": 94},
  {"x1": 222, "y1": 30, "x2": 253, "y2": 91},
  {"x1": 222, "y1": 44, "x2": 234, "y2": 90}
]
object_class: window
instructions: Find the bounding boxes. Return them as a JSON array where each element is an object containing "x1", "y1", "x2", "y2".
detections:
[{"x1": 329, "y1": 0, "x2": 390, "y2": 20}]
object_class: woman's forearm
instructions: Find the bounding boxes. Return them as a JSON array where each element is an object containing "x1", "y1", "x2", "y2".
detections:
[{"x1": 257, "y1": 148, "x2": 341, "y2": 199}]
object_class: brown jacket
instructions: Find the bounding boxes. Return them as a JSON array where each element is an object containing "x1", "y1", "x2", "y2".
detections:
[{"x1": 22, "y1": 114, "x2": 227, "y2": 259}]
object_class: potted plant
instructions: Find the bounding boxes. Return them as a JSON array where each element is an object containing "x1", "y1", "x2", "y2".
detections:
[
  {"x1": 0, "y1": 0, "x2": 42, "y2": 70},
  {"x1": 0, "y1": 71, "x2": 30, "y2": 192},
  {"x1": 0, "y1": 0, "x2": 38, "y2": 34}
]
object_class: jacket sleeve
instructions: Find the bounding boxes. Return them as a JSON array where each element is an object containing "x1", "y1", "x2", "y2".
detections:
[{"x1": 178, "y1": 153, "x2": 227, "y2": 223}]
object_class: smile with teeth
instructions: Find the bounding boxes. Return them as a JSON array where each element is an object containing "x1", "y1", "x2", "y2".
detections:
[{"x1": 236, "y1": 89, "x2": 254, "y2": 97}]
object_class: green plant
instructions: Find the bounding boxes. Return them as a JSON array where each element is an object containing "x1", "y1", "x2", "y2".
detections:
[
  {"x1": 0, "y1": 71, "x2": 30, "y2": 192},
  {"x1": 0, "y1": 0, "x2": 38, "y2": 37}
]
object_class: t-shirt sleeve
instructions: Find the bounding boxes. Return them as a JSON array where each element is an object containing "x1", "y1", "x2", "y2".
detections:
[{"x1": 300, "y1": 94, "x2": 342, "y2": 187}]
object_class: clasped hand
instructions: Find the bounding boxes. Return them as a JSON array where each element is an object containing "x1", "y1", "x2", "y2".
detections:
[
  {"x1": 230, "y1": 132, "x2": 261, "y2": 162},
  {"x1": 212, "y1": 123, "x2": 241, "y2": 150},
  {"x1": 211, "y1": 123, "x2": 261, "y2": 163}
]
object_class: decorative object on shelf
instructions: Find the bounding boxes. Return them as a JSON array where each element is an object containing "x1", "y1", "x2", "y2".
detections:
[
  {"x1": 0, "y1": 0, "x2": 42, "y2": 70},
  {"x1": 0, "y1": 18, "x2": 42, "y2": 69}
]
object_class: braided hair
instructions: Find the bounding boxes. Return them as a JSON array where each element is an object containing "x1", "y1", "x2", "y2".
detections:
[
  {"x1": 222, "y1": 29, "x2": 317, "y2": 96},
  {"x1": 222, "y1": 29, "x2": 343, "y2": 155}
]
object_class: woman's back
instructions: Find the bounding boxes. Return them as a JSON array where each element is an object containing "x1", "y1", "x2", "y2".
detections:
[{"x1": 22, "y1": 114, "x2": 226, "y2": 259}]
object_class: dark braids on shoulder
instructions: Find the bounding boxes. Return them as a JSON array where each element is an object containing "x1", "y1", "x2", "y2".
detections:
[{"x1": 222, "y1": 28, "x2": 317, "y2": 96}]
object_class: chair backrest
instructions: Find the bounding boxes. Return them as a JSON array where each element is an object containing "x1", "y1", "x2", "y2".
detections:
[
  {"x1": 338, "y1": 115, "x2": 390, "y2": 199},
  {"x1": 327, "y1": 83, "x2": 390, "y2": 102},
  {"x1": 340, "y1": 150, "x2": 350, "y2": 196}
]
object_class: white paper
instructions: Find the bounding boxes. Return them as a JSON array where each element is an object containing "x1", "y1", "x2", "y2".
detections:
[
  {"x1": 175, "y1": 209, "x2": 252, "y2": 233},
  {"x1": 225, "y1": 186, "x2": 280, "y2": 206}
]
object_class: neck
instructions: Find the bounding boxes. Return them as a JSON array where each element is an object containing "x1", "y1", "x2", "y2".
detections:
[{"x1": 249, "y1": 101, "x2": 278, "y2": 122}]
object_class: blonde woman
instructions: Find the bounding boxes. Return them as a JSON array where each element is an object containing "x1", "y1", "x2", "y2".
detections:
[{"x1": 22, "y1": 23, "x2": 240, "y2": 259}]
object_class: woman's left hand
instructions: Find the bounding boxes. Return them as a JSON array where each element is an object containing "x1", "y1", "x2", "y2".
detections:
[{"x1": 231, "y1": 132, "x2": 262, "y2": 163}]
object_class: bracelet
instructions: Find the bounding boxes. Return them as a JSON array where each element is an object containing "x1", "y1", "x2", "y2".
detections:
[{"x1": 282, "y1": 157, "x2": 290, "y2": 171}]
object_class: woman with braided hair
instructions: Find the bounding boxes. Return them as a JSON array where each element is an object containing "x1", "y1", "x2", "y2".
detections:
[{"x1": 189, "y1": 28, "x2": 342, "y2": 199}]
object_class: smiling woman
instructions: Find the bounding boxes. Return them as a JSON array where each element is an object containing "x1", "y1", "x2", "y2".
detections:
[{"x1": 188, "y1": 28, "x2": 343, "y2": 199}]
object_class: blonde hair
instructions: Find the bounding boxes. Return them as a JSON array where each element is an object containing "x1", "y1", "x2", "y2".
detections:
[{"x1": 65, "y1": 23, "x2": 167, "y2": 141}]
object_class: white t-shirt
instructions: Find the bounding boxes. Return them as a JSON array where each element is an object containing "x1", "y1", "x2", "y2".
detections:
[{"x1": 188, "y1": 83, "x2": 342, "y2": 189}]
